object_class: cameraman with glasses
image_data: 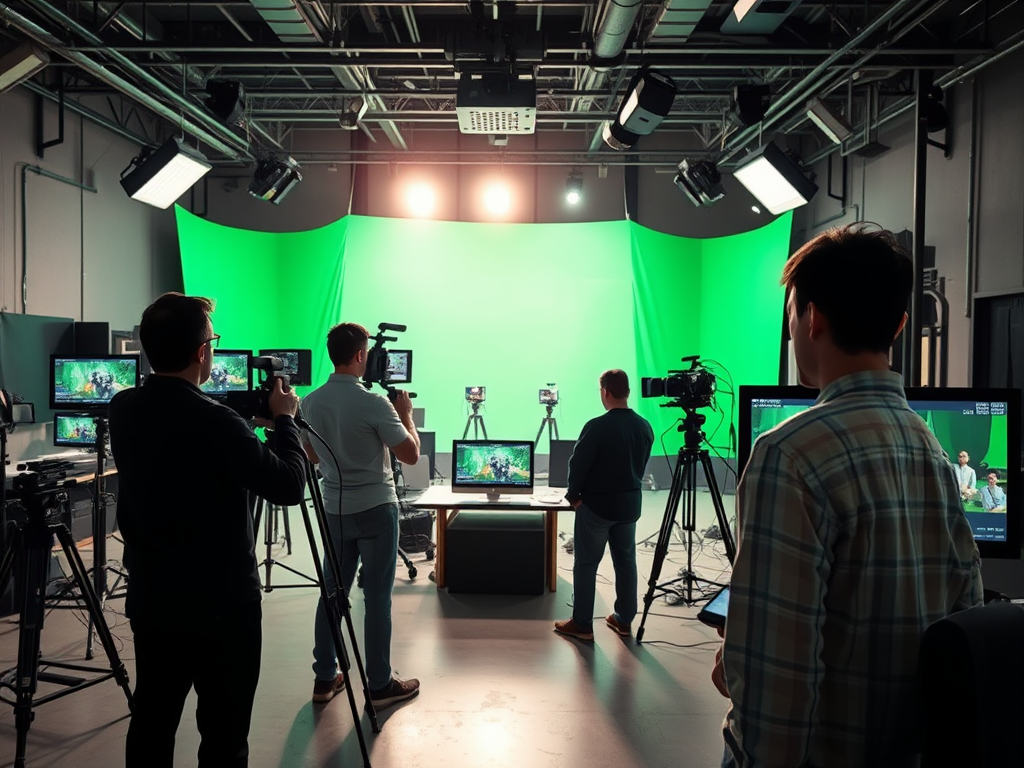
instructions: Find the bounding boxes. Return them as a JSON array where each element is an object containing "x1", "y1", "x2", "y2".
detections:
[{"x1": 109, "y1": 292, "x2": 307, "y2": 768}]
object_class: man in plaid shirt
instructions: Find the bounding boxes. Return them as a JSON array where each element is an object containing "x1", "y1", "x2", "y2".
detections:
[{"x1": 715, "y1": 225, "x2": 983, "y2": 768}]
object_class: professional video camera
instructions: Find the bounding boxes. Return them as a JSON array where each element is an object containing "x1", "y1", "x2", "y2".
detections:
[
  {"x1": 224, "y1": 355, "x2": 288, "y2": 420},
  {"x1": 641, "y1": 355, "x2": 717, "y2": 409},
  {"x1": 363, "y1": 323, "x2": 415, "y2": 401}
]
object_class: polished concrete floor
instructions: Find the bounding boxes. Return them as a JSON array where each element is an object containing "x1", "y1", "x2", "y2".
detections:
[{"x1": 0, "y1": 486, "x2": 734, "y2": 768}]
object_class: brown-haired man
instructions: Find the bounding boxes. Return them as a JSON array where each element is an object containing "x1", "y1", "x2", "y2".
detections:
[
  {"x1": 554, "y1": 369, "x2": 653, "y2": 641},
  {"x1": 715, "y1": 226, "x2": 982, "y2": 768},
  {"x1": 109, "y1": 292, "x2": 307, "y2": 768},
  {"x1": 301, "y1": 322, "x2": 421, "y2": 708}
]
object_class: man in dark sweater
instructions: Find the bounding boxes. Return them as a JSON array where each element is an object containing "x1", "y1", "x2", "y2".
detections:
[
  {"x1": 109, "y1": 293, "x2": 306, "y2": 768},
  {"x1": 555, "y1": 369, "x2": 654, "y2": 641}
]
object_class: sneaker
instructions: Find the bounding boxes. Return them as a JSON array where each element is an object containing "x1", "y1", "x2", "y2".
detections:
[
  {"x1": 553, "y1": 618, "x2": 594, "y2": 641},
  {"x1": 605, "y1": 614, "x2": 631, "y2": 637},
  {"x1": 368, "y1": 676, "x2": 420, "y2": 710},
  {"x1": 312, "y1": 673, "x2": 346, "y2": 703}
]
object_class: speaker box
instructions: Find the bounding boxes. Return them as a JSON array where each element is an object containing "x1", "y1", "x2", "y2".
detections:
[
  {"x1": 75, "y1": 322, "x2": 110, "y2": 356},
  {"x1": 548, "y1": 439, "x2": 575, "y2": 488},
  {"x1": 419, "y1": 431, "x2": 436, "y2": 480},
  {"x1": 446, "y1": 511, "x2": 545, "y2": 595}
]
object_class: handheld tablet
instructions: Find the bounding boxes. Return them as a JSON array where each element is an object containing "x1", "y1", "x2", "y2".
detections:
[{"x1": 697, "y1": 586, "x2": 730, "y2": 629}]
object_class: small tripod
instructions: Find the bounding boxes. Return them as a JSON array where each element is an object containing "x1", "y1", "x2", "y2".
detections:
[
  {"x1": 251, "y1": 494, "x2": 319, "y2": 591},
  {"x1": 0, "y1": 478, "x2": 134, "y2": 768},
  {"x1": 535, "y1": 403, "x2": 559, "y2": 449},
  {"x1": 463, "y1": 401, "x2": 488, "y2": 439},
  {"x1": 636, "y1": 409, "x2": 736, "y2": 644}
]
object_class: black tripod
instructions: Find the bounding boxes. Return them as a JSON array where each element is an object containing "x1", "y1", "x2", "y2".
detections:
[
  {"x1": 0, "y1": 477, "x2": 134, "y2": 768},
  {"x1": 463, "y1": 402, "x2": 488, "y2": 439},
  {"x1": 636, "y1": 410, "x2": 736, "y2": 643},
  {"x1": 535, "y1": 403, "x2": 559, "y2": 449},
  {"x1": 251, "y1": 494, "x2": 319, "y2": 591}
]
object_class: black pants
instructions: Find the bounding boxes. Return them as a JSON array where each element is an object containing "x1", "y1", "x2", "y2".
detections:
[{"x1": 125, "y1": 601, "x2": 262, "y2": 768}]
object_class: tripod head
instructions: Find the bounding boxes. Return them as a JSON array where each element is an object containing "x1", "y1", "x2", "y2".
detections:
[{"x1": 678, "y1": 408, "x2": 707, "y2": 451}]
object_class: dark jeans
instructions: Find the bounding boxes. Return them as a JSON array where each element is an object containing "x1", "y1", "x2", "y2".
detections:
[
  {"x1": 126, "y1": 601, "x2": 262, "y2": 768},
  {"x1": 572, "y1": 503, "x2": 638, "y2": 630}
]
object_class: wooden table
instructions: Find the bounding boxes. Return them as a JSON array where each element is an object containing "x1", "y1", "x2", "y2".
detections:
[{"x1": 408, "y1": 485, "x2": 571, "y2": 592}]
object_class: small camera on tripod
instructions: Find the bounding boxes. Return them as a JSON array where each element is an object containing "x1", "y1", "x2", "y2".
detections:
[
  {"x1": 539, "y1": 384, "x2": 558, "y2": 405},
  {"x1": 466, "y1": 386, "x2": 486, "y2": 404}
]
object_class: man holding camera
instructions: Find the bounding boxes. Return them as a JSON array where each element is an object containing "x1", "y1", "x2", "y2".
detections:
[
  {"x1": 301, "y1": 322, "x2": 421, "y2": 708},
  {"x1": 109, "y1": 292, "x2": 307, "y2": 768},
  {"x1": 554, "y1": 369, "x2": 654, "y2": 641}
]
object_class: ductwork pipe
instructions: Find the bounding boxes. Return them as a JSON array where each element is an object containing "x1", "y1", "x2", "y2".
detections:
[{"x1": 591, "y1": 0, "x2": 642, "y2": 68}]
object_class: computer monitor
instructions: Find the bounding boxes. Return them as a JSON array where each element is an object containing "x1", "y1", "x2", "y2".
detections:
[
  {"x1": 386, "y1": 350, "x2": 412, "y2": 384},
  {"x1": 53, "y1": 413, "x2": 100, "y2": 448},
  {"x1": 739, "y1": 385, "x2": 1021, "y2": 559},
  {"x1": 451, "y1": 439, "x2": 534, "y2": 500},
  {"x1": 258, "y1": 349, "x2": 312, "y2": 387},
  {"x1": 50, "y1": 354, "x2": 140, "y2": 409},
  {"x1": 200, "y1": 350, "x2": 251, "y2": 397}
]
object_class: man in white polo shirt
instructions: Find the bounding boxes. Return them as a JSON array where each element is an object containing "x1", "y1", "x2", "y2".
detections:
[{"x1": 302, "y1": 322, "x2": 421, "y2": 709}]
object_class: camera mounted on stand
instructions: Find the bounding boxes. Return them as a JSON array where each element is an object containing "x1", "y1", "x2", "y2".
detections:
[
  {"x1": 641, "y1": 355, "x2": 717, "y2": 410},
  {"x1": 224, "y1": 355, "x2": 290, "y2": 420},
  {"x1": 363, "y1": 323, "x2": 415, "y2": 402}
]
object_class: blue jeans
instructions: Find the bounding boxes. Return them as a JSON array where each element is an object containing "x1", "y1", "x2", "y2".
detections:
[
  {"x1": 572, "y1": 503, "x2": 638, "y2": 630},
  {"x1": 312, "y1": 502, "x2": 398, "y2": 690}
]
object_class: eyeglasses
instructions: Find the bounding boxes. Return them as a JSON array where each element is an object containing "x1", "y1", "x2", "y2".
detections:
[{"x1": 201, "y1": 334, "x2": 221, "y2": 349}]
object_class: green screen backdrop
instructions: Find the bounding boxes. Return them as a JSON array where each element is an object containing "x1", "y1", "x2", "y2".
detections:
[{"x1": 177, "y1": 209, "x2": 792, "y2": 457}]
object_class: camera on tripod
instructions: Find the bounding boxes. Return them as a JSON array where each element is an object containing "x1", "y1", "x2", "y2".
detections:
[
  {"x1": 363, "y1": 323, "x2": 415, "y2": 401},
  {"x1": 641, "y1": 355, "x2": 716, "y2": 409},
  {"x1": 224, "y1": 355, "x2": 288, "y2": 420},
  {"x1": 539, "y1": 384, "x2": 558, "y2": 405}
]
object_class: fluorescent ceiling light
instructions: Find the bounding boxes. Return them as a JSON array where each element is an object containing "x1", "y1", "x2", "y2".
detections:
[
  {"x1": 0, "y1": 43, "x2": 50, "y2": 93},
  {"x1": 806, "y1": 97, "x2": 853, "y2": 144},
  {"x1": 119, "y1": 137, "x2": 212, "y2": 209},
  {"x1": 733, "y1": 0, "x2": 758, "y2": 22},
  {"x1": 733, "y1": 142, "x2": 817, "y2": 215}
]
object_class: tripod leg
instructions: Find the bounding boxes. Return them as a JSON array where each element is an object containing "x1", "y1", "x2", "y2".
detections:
[
  {"x1": 282, "y1": 505, "x2": 293, "y2": 555},
  {"x1": 463, "y1": 417, "x2": 472, "y2": 440},
  {"x1": 536, "y1": 420, "x2": 545, "y2": 445},
  {"x1": 699, "y1": 452, "x2": 736, "y2": 564},
  {"x1": 552, "y1": 419, "x2": 559, "y2": 441},
  {"x1": 480, "y1": 417, "x2": 488, "y2": 440},
  {"x1": 12, "y1": 526, "x2": 46, "y2": 768},
  {"x1": 636, "y1": 456, "x2": 688, "y2": 643},
  {"x1": 54, "y1": 525, "x2": 134, "y2": 709}
]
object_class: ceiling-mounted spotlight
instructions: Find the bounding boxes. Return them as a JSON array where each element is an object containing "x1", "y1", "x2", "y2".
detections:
[
  {"x1": 733, "y1": 142, "x2": 818, "y2": 215},
  {"x1": 0, "y1": 42, "x2": 50, "y2": 93},
  {"x1": 806, "y1": 97, "x2": 853, "y2": 144},
  {"x1": 339, "y1": 96, "x2": 368, "y2": 130},
  {"x1": 119, "y1": 137, "x2": 212, "y2": 209},
  {"x1": 248, "y1": 156, "x2": 303, "y2": 204},
  {"x1": 924, "y1": 85, "x2": 948, "y2": 133},
  {"x1": 204, "y1": 79, "x2": 246, "y2": 125},
  {"x1": 565, "y1": 172, "x2": 583, "y2": 205},
  {"x1": 673, "y1": 159, "x2": 726, "y2": 207},
  {"x1": 602, "y1": 67, "x2": 677, "y2": 151},
  {"x1": 732, "y1": 83, "x2": 771, "y2": 127}
]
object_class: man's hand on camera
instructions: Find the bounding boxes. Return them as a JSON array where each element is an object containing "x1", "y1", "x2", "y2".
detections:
[
  {"x1": 269, "y1": 376, "x2": 300, "y2": 419},
  {"x1": 392, "y1": 390, "x2": 414, "y2": 422}
]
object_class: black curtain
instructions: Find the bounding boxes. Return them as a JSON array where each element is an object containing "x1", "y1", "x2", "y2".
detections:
[{"x1": 974, "y1": 294, "x2": 1024, "y2": 466}]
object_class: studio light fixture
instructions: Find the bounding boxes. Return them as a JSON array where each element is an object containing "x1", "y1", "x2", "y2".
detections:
[
  {"x1": 119, "y1": 137, "x2": 212, "y2": 209},
  {"x1": 673, "y1": 159, "x2": 725, "y2": 207},
  {"x1": 204, "y1": 79, "x2": 246, "y2": 125},
  {"x1": 565, "y1": 172, "x2": 583, "y2": 205},
  {"x1": 732, "y1": 83, "x2": 771, "y2": 127},
  {"x1": 602, "y1": 67, "x2": 677, "y2": 151},
  {"x1": 483, "y1": 183, "x2": 511, "y2": 216},
  {"x1": 339, "y1": 96, "x2": 368, "y2": 130},
  {"x1": 405, "y1": 182, "x2": 436, "y2": 218},
  {"x1": 806, "y1": 98, "x2": 853, "y2": 144},
  {"x1": 924, "y1": 85, "x2": 949, "y2": 133},
  {"x1": 0, "y1": 42, "x2": 50, "y2": 94},
  {"x1": 732, "y1": 142, "x2": 818, "y2": 215},
  {"x1": 248, "y1": 156, "x2": 303, "y2": 204}
]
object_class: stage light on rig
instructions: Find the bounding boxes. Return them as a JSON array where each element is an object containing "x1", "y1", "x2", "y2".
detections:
[
  {"x1": 565, "y1": 171, "x2": 583, "y2": 205},
  {"x1": 733, "y1": 142, "x2": 817, "y2": 215},
  {"x1": 673, "y1": 159, "x2": 725, "y2": 207},
  {"x1": 119, "y1": 137, "x2": 212, "y2": 209},
  {"x1": 248, "y1": 156, "x2": 303, "y2": 204},
  {"x1": 602, "y1": 67, "x2": 677, "y2": 151},
  {"x1": 483, "y1": 182, "x2": 512, "y2": 217}
]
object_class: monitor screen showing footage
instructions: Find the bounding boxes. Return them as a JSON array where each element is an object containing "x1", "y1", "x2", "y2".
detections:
[
  {"x1": 451, "y1": 440, "x2": 534, "y2": 496},
  {"x1": 739, "y1": 385, "x2": 1021, "y2": 559},
  {"x1": 539, "y1": 387, "x2": 559, "y2": 405},
  {"x1": 258, "y1": 349, "x2": 312, "y2": 387},
  {"x1": 50, "y1": 355, "x2": 140, "y2": 409},
  {"x1": 53, "y1": 413, "x2": 99, "y2": 448},
  {"x1": 466, "y1": 386, "x2": 485, "y2": 403},
  {"x1": 386, "y1": 350, "x2": 412, "y2": 384},
  {"x1": 200, "y1": 350, "x2": 251, "y2": 397}
]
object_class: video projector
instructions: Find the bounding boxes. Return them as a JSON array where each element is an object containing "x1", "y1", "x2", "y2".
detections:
[{"x1": 456, "y1": 72, "x2": 537, "y2": 135}]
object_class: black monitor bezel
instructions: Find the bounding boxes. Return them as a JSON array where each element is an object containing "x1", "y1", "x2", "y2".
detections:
[
  {"x1": 49, "y1": 354, "x2": 141, "y2": 410},
  {"x1": 386, "y1": 349, "x2": 413, "y2": 385},
  {"x1": 201, "y1": 349, "x2": 252, "y2": 398},
  {"x1": 738, "y1": 385, "x2": 1021, "y2": 560},
  {"x1": 451, "y1": 439, "x2": 535, "y2": 495},
  {"x1": 258, "y1": 348, "x2": 312, "y2": 387},
  {"x1": 53, "y1": 412, "x2": 100, "y2": 448}
]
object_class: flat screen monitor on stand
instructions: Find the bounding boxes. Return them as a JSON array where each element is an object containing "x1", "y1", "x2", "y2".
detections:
[
  {"x1": 738, "y1": 385, "x2": 1021, "y2": 561},
  {"x1": 452, "y1": 440, "x2": 535, "y2": 501}
]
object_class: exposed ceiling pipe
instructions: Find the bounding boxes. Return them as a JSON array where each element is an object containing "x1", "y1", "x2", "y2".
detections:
[
  {"x1": 23, "y1": 78, "x2": 149, "y2": 147},
  {"x1": 0, "y1": 3, "x2": 248, "y2": 160},
  {"x1": 591, "y1": 0, "x2": 642, "y2": 68}
]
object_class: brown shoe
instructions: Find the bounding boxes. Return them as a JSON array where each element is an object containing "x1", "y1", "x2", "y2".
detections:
[
  {"x1": 312, "y1": 673, "x2": 346, "y2": 703},
  {"x1": 605, "y1": 614, "x2": 631, "y2": 637},
  {"x1": 368, "y1": 676, "x2": 420, "y2": 710},
  {"x1": 553, "y1": 618, "x2": 595, "y2": 641}
]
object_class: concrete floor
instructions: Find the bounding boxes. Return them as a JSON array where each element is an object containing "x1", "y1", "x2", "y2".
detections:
[{"x1": 0, "y1": 486, "x2": 734, "y2": 768}]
